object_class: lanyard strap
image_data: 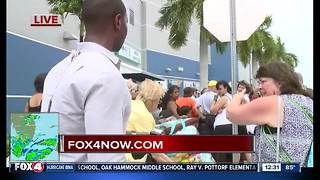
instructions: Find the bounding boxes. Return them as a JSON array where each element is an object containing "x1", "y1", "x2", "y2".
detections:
[
  {"x1": 258, "y1": 127, "x2": 262, "y2": 162},
  {"x1": 287, "y1": 97, "x2": 313, "y2": 124},
  {"x1": 276, "y1": 96, "x2": 281, "y2": 162}
]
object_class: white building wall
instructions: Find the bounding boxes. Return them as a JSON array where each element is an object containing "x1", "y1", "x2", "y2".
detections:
[
  {"x1": 238, "y1": 59, "x2": 260, "y2": 87},
  {"x1": 238, "y1": 60, "x2": 250, "y2": 83},
  {"x1": 7, "y1": 0, "x2": 204, "y2": 72},
  {"x1": 123, "y1": 0, "x2": 143, "y2": 51},
  {"x1": 7, "y1": 0, "x2": 80, "y2": 51},
  {"x1": 143, "y1": 0, "x2": 200, "y2": 61},
  {"x1": 7, "y1": 0, "x2": 144, "y2": 73}
]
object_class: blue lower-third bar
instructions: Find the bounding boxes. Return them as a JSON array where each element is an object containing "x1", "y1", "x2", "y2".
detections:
[{"x1": 281, "y1": 163, "x2": 300, "y2": 173}]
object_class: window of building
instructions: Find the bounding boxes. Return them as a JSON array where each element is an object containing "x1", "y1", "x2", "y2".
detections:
[{"x1": 129, "y1": 9, "x2": 134, "y2": 26}]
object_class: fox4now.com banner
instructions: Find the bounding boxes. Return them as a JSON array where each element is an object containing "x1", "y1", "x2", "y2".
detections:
[{"x1": 9, "y1": 162, "x2": 301, "y2": 173}]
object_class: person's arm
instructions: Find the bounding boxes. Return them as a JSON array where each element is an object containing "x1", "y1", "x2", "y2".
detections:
[
  {"x1": 190, "y1": 99, "x2": 199, "y2": 117},
  {"x1": 241, "y1": 94, "x2": 250, "y2": 104},
  {"x1": 167, "y1": 101, "x2": 180, "y2": 118},
  {"x1": 24, "y1": 101, "x2": 29, "y2": 112},
  {"x1": 195, "y1": 96, "x2": 205, "y2": 117},
  {"x1": 195, "y1": 95, "x2": 203, "y2": 109},
  {"x1": 84, "y1": 73, "x2": 131, "y2": 162},
  {"x1": 210, "y1": 96, "x2": 227, "y2": 115},
  {"x1": 226, "y1": 89, "x2": 283, "y2": 127}
]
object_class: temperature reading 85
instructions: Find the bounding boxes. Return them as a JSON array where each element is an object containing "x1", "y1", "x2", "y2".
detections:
[{"x1": 285, "y1": 165, "x2": 295, "y2": 170}]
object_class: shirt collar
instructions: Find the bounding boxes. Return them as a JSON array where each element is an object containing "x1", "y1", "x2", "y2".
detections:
[{"x1": 77, "y1": 42, "x2": 119, "y2": 65}]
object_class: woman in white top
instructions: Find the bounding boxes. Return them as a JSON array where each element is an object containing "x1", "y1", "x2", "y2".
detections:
[
  {"x1": 236, "y1": 81, "x2": 255, "y2": 135},
  {"x1": 210, "y1": 80, "x2": 233, "y2": 163},
  {"x1": 236, "y1": 80, "x2": 254, "y2": 163}
]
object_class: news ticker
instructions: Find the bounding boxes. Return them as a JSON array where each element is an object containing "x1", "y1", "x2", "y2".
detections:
[{"x1": 9, "y1": 162, "x2": 301, "y2": 173}]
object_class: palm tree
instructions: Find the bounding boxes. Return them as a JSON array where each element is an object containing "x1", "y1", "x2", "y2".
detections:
[
  {"x1": 238, "y1": 16, "x2": 273, "y2": 66},
  {"x1": 156, "y1": 2, "x2": 298, "y2": 88},
  {"x1": 47, "y1": 0, "x2": 84, "y2": 41},
  {"x1": 238, "y1": 16, "x2": 298, "y2": 69},
  {"x1": 272, "y1": 37, "x2": 298, "y2": 68},
  {"x1": 156, "y1": 0, "x2": 227, "y2": 89}
]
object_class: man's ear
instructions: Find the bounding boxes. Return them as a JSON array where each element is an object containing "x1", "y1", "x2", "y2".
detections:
[{"x1": 114, "y1": 14, "x2": 122, "y2": 31}]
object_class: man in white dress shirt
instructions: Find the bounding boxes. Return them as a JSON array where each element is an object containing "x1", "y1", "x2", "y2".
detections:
[
  {"x1": 41, "y1": 0, "x2": 131, "y2": 162},
  {"x1": 196, "y1": 80, "x2": 218, "y2": 135}
]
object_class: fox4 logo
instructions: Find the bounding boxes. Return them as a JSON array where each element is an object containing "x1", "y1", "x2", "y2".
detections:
[{"x1": 13, "y1": 162, "x2": 44, "y2": 173}]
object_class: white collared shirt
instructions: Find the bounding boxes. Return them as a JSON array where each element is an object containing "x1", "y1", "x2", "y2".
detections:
[
  {"x1": 41, "y1": 42, "x2": 131, "y2": 162},
  {"x1": 196, "y1": 91, "x2": 217, "y2": 114}
]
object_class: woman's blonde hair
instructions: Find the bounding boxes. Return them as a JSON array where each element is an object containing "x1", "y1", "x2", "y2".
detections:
[{"x1": 136, "y1": 79, "x2": 164, "y2": 103}]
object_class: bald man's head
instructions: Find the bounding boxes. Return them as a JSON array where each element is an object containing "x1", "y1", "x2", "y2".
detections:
[
  {"x1": 82, "y1": 0, "x2": 126, "y2": 31},
  {"x1": 82, "y1": 0, "x2": 127, "y2": 51}
]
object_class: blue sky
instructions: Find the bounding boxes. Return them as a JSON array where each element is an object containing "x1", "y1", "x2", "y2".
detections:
[{"x1": 267, "y1": 0, "x2": 313, "y2": 88}]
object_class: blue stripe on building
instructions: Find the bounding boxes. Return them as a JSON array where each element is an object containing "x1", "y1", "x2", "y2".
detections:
[
  {"x1": 7, "y1": 32, "x2": 69, "y2": 95},
  {"x1": 209, "y1": 43, "x2": 231, "y2": 82},
  {"x1": 147, "y1": 49, "x2": 200, "y2": 80},
  {"x1": 146, "y1": 43, "x2": 231, "y2": 82},
  {"x1": 6, "y1": 32, "x2": 69, "y2": 130}
]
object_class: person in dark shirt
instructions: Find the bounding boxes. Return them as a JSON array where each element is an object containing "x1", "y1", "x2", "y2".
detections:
[
  {"x1": 24, "y1": 73, "x2": 46, "y2": 112},
  {"x1": 159, "y1": 85, "x2": 180, "y2": 118}
]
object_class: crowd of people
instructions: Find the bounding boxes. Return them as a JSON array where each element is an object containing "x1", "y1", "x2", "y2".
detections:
[
  {"x1": 18, "y1": 0, "x2": 312, "y2": 167},
  {"x1": 122, "y1": 62, "x2": 313, "y2": 166}
]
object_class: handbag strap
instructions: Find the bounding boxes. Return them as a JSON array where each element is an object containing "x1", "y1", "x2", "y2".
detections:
[
  {"x1": 276, "y1": 96, "x2": 281, "y2": 162},
  {"x1": 258, "y1": 127, "x2": 262, "y2": 162}
]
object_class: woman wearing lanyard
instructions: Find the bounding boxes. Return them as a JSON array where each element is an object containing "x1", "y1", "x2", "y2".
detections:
[{"x1": 227, "y1": 62, "x2": 313, "y2": 167}]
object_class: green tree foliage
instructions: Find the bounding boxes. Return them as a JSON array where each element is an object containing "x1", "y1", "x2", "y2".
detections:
[
  {"x1": 155, "y1": 0, "x2": 227, "y2": 54},
  {"x1": 47, "y1": 0, "x2": 84, "y2": 41},
  {"x1": 238, "y1": 16, "x2": 298, "y2": 68},
  {"x1": 156, "y1": 1, "x2": 298, "y2": 68}
]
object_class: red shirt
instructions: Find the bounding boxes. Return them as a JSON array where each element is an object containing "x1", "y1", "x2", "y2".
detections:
[{"x1": 176, "y1": 97, "x2": 198, "y2": 117}]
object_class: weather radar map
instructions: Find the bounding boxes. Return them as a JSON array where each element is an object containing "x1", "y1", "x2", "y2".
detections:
[{"x1": 10, "y1": 113, "x2": 59, "y2": 161}]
